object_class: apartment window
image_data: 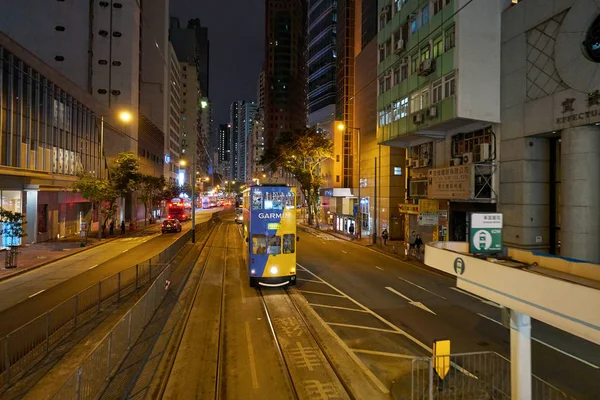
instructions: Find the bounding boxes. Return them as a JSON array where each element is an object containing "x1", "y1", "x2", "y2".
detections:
[
  {"x1": 433, "y1": 36, "x2": 443, "y2": 58},
  {"x1": 420, "y1": 45, "x2": 431, "y2": 63},
  {"x1": 393, "y1": 68, "x2": 400, "y2": 86},
  {"x1": 99, "y1": 1, "x2": 109, "y2": 6},
  {"x1": 432, "y1": 79, "x2": 443, "y2": 103},
  {"x1": 379, "y1": 14, "x2": 386, "y2": 30},
  {"x1": 402, "y1": 23, "x2": 409, "y2": 43},
  {"x1": 433, "y1": 0, "x2": 442, "y2": 15},
  {"x1": 401, "y1": 63, "x2": 408, "y2": 80},
  {"x1": 336, "y1": 155, "x2": 340, "y2": 162},
  {"x1": 410, "y1": 92, "x2": 420, "y2": 113},
  {"x1": 336, "y1": 175, "x2": 340, "y2": 183},
  {"x1": 421, "y1": 88, "x2": 430, "y2": 109},
  {"x1": 422, "y1": 4, "x2": 429, "y2": 25},
  {"x1": 385, "y1": 39, "x2": 392, "y2": 58},
  {"x1": 394, "y1": 167, "x2": 403, "y2": 175},
  {"x1": 444, "y1": 72, "x2": 456, "y2": 97},
  {"x1": 385, "y1": 105, "x2": 392, "y2": 124},
  {"x1": 393, "y1": 100, "x2": 401, "y2": 120},
  {"x1": 411, "y1": 19, "x2": 418, "y2": 34},
  {"x1": 394, "y1": 0, "x2": 401, "y2": 13},
  {"x1": 445, "y1": 25, "x2": 456, "y2": 50},
  {"x1": 400, "y1": 97, "x2": 408, "y2": 117},
  {"x1": 379, "y1": 45, "x2": 385, "y2": 62},
  {"x1": 379, "y1": 78, "x2": 385, "y2": 94},
  {"x1": 411, "y1": 53, "x2": 418, "y2": 74},
  {"x1": 379, "y1": 110, "x2": 386, "y2": 126},
  {"x1": 393, "y1": 29, "x2": 401, "y2": 48},
  {"x1": 385, "y1": 75, "x2": 392, "y2": 91}
]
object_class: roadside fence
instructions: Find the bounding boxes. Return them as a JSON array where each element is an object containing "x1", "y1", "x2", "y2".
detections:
[
  {"x1": 409, "y1": 351, "x2": 574, "y2": 399},
  {"x1": 0, "y1": 218, "x2": 213, "y2": 393}
]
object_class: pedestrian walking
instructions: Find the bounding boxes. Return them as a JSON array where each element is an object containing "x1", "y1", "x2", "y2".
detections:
[
  {"x1": 414, "y1": 234, "x2": 424, "y2": 260},
  {"x1": 109, "y1": 220, "x2": 114, "y2": 235},
  {"x1": 408, "y1": 231, "x2": 417, "y2": 257},
  {"x1": 120, "y1": 220, "x2": 126, "y2": 234},
  {"x1": 348, "y1": 222, "x2": 355, "y2": 239},
  {"x1": 381, "y1": 228, "x2": 389, "y2": 246}
]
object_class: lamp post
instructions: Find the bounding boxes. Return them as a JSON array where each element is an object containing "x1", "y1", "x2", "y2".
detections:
[{"x1": 338, "y1": 123, "x2": 362, "y2": 240}]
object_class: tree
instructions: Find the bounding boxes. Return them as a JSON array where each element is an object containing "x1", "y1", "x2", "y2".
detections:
[
  {"x1": 139, "y1": 175, "x2": 165, "y2": 225},
  {"x1": 73, "y1": 175, "x2": 118, "y2": 241},
  {"x1": 261, "y1": 128, "x2": 333, "y2": 227},
  {"x1": 110, "y1": 152, "x2": 141, "y2": 223},
  {"x1": 0, "y1": 209, "x2": 26, "y2": 269}
]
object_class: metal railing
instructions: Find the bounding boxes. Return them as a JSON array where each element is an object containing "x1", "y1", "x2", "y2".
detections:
[
  {"x1": 409, "y1": 352, "x2": 574, "y2": 399},
  {"x1": 0, "y1": 220, "x2": 208, "y2": 392},
  {"x1": 51, "y1": 262, "x2": 173, "y2": 400}
]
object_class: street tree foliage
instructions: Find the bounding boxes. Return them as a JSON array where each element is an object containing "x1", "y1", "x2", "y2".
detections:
[
  {"x1": 261, "y1": 128, "x2": 333, "y2": 226},
  {"x1": 72, "y1": 174, "x2": 118, "y2": 241},
  {"x1": 111, "y1": 152, "x2": 142, "y2": 198},
  {"x1": 139, "y1": 175, "x2": 166, "y2": 224}
]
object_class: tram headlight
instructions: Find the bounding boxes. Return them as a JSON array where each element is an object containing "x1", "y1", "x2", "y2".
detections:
[
  {"x1": 251, "y1": 269, "x2": 256, "y2": 275},
  {"x1": 270, "y1": 266, "x2": 279, "y2": 275}
]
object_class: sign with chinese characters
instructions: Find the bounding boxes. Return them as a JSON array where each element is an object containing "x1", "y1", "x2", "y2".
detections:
[
  {"x1": 427, "y1": 166, "x2": 472, "y2": 200},
  {"x1": 554, "y1": 90, "x2": 600, "y2": 128},
  {"x1": 398, "y1": 203, "x2": 419, "y2": 214},
  {"x1": 469, "y1": 213, "x2": 503, "y2": 254},
  {"x1": 418, "y1": 212, "x2": 439, "y2": 226},
  {"x1": 419, "y1": 199, "x2": 439, "y2": 213}
]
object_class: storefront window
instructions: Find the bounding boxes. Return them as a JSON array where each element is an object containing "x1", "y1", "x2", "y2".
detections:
[{"x1": 1, "y1": 190, "x2": 23, "y2": 248}]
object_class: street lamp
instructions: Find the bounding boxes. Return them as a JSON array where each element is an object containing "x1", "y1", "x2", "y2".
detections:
[
  {"x1": 119, "y1": 111, "x2": 133, "y2": 123},
  {"x1": 99, "y1": 110, "x2": 133, "y2": 180},
  {"x1": 337, "y1": 123, "x2": 362, "y2": 240}
]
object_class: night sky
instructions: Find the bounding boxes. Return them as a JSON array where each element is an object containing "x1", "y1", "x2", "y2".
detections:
[{"x1": 170, "y1": 0, "x2": 265, "y2": 126}]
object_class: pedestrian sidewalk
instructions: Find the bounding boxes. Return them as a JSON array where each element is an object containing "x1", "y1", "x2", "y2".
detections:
[
  {"x1": 299, "y1": 222, "x2": 426, "y2": 266},
  {"x1": 0, "y1": 218, "x2": 156, "y2": 282}
]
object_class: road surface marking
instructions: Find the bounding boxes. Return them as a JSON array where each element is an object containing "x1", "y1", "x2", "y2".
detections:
[
  {"x1": 477, "y1": 313, "x2": 600, "y2": 369},
  {"x1": 88, "y1": 264, "x2": 99, "y2": 270},
  {"x1": 385, "y1": 287, "x2": 437, "y2": 315},
  {"x1": 352, "y1": 349, "x2": 415, "y2": 359},
  {"x1": 308, "y1": 303, "x2": 369, "y2": 313},
  {"x1": 122, "y1": 249, "x2": 129, "y2": 253},
  {"x1": 327, "y1": 322, "x2": 400, "y2": 334},
  {"x1": 397, "y1": 276, "x2": 446, "y2": 299},
  {"x1": 341, "y1": 250, "x2": 347, "y2": 254},
  {"x1": 375, "y1": 266, "x2": 384, "y2": 271},
  {"x1": 297, "y1": 278, "x2": 324, "y2": 284},
  {"x1": 244, "y1": 321, "x2": 260, "y2": 388},
  {"x1": 29, "y1": 289, "x2": 45, "y2": 298},
  {"x1": 298, "y1": 290, "x2": 346, "y2": 298},
  {"x1": 450, "y1": 287, "x2": 501, "y2": 308}
]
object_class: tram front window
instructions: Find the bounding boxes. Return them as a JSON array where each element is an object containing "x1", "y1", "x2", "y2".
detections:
[
  {"x1": 252, "y1": 235, "x2": 267, "y2": 254},
  {"x1": 267, "y1": 235, "x2": 281, "y2": 255}
]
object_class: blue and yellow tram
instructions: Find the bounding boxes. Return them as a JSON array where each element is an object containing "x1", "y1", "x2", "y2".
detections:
[{"x1": 242, "y1": 185, "x2": 297, "y2": 287}]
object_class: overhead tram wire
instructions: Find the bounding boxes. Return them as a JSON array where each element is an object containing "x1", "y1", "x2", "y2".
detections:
[{"x1": 348, "y1": 0, "x2": 477, "y2": 104}]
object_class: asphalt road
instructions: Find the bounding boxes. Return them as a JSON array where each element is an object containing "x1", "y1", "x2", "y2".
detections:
[
  {"x1": 0, "y1": 208, "x2": 222, "y2": 337},
  {"x1": 296, "y1": 225, "x2": 600, "y2": 399}
]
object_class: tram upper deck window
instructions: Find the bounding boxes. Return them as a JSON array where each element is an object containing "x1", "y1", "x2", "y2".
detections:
[
  {"x1": 285, "y1": 192, "x2": 295, "y2": 208},
  {"x1": 252, "y1": 190, "x2": 262, "y2": 210},
  {"x1": 264, "y1": 191, "x2": 284, "y2": 210},
  {"x1": 283, "y1": 234, "x2": 295, "y2": 254},
  {"x1": 252, "y1": 234, "x2": 267, "y2": 254},
  {"x1": 267, "y1": 235, "x2": 281, "y2": 255}
]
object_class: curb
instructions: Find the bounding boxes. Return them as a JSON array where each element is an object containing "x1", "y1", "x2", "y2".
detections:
[
  {"x1": 0, "y1": 224, "x2": 158, "y2": 283},
  {"x1": 298, "y1": 223, "x2": 453, "y2": 279}
]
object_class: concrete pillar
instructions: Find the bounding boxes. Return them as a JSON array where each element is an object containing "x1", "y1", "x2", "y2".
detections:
[
  {"x1": 510, "y1": 310, "x2": 531, "y2": 399},
  {"x1": 561, "y1": 125, "x2": 600, "y2": 263},
  {"x1": 24, "y1": 190, "x2": 38, "y2": 244}
]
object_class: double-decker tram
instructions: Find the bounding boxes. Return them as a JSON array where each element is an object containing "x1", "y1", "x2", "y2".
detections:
[
  {"x1": 167, "y1": 197, "x2": 189, "y2": 221},
  {"x1": 242, "y1": 185, "x2": 297, "y2": 287}
]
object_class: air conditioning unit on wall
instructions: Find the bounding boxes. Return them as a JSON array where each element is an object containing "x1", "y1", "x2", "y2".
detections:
[
  {"x1": 449, "y1": 157, "x2": 462, "y2": 167},
  {"x1": 463, "y1": 152, "x2": 473, "y2": 164},
  {"x1": 475, "y1": 143, "x2": 490, "y2": 163},
  {"x1": 410, "y1": 159, "x2": 419, "y2": 168}
]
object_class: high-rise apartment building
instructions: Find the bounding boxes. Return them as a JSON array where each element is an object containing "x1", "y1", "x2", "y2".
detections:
[
  {"x1": 187, "y1": 19, "x2": 210, "y2": 97},
  {"x1": 308, "y1": 0, "x2": 337, "y2": 126},
  {"x1": 257, "y1": 69, "x2": 266, "y2": 111},
  {"x1": 0, "y1": 0, "x2": 141, "y2": 152},
  {"x1": 264, "y1": 0, "x2": 308, "y2": 146},
  {"x1": 239, "y1": 102, "x2": 258, "y2": 182},
  {"x1": 216, "y1": 123, "x2": 231, "y2": 178},
  {"x1": 229, "y1": 101, "x2": 241, "y2": 180},
  {"x1": 168, "y1": 44, "x2": 182, "y2": 183},
  {"x1": 247, "y1": 111, "x2": 266, "y2": 184}
]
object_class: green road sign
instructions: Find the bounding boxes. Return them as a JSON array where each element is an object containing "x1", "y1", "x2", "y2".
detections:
[{"x1": 470, "y1": 213, "x2": 503, "y2": 253}]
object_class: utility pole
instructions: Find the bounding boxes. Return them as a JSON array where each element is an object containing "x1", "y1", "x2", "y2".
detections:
[{"x1": 191, "y1": 156, "x2": 196, "y2": 243}]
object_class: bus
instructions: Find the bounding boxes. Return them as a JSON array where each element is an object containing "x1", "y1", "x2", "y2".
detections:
[
  {"x1": 167, "y1": 197, "x2": 189, "y2": 221},
  {"x1": 242, "y1": 185, "x2": 297, "y2": 287}
]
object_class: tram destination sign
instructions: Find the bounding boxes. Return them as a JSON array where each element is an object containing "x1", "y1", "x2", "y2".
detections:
[{"x1": 469, "y1": 213, "x2": 503, "y2": 254}]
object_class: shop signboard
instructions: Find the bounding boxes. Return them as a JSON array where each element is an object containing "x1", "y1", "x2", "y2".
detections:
[
  {"x1": 398, "y1": 203, "x2": 419, "y2": 214},
  {"x1": 418, "y1": 212, "x2": 439, "y2": 226},
  {"x1": 470, "y1": 213, "x2": 503, "y2": 253},
  {"x1": 419, "y1": 199, "x2": 439, "y2": 213},
  {"x1": 427, "y1": 165, "x2": 472, "y2": 200}
]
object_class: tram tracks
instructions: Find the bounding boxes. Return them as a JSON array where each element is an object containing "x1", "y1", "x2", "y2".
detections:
[{"x1": 258, "y1": 287, "x2": 353, "y2": 400}]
